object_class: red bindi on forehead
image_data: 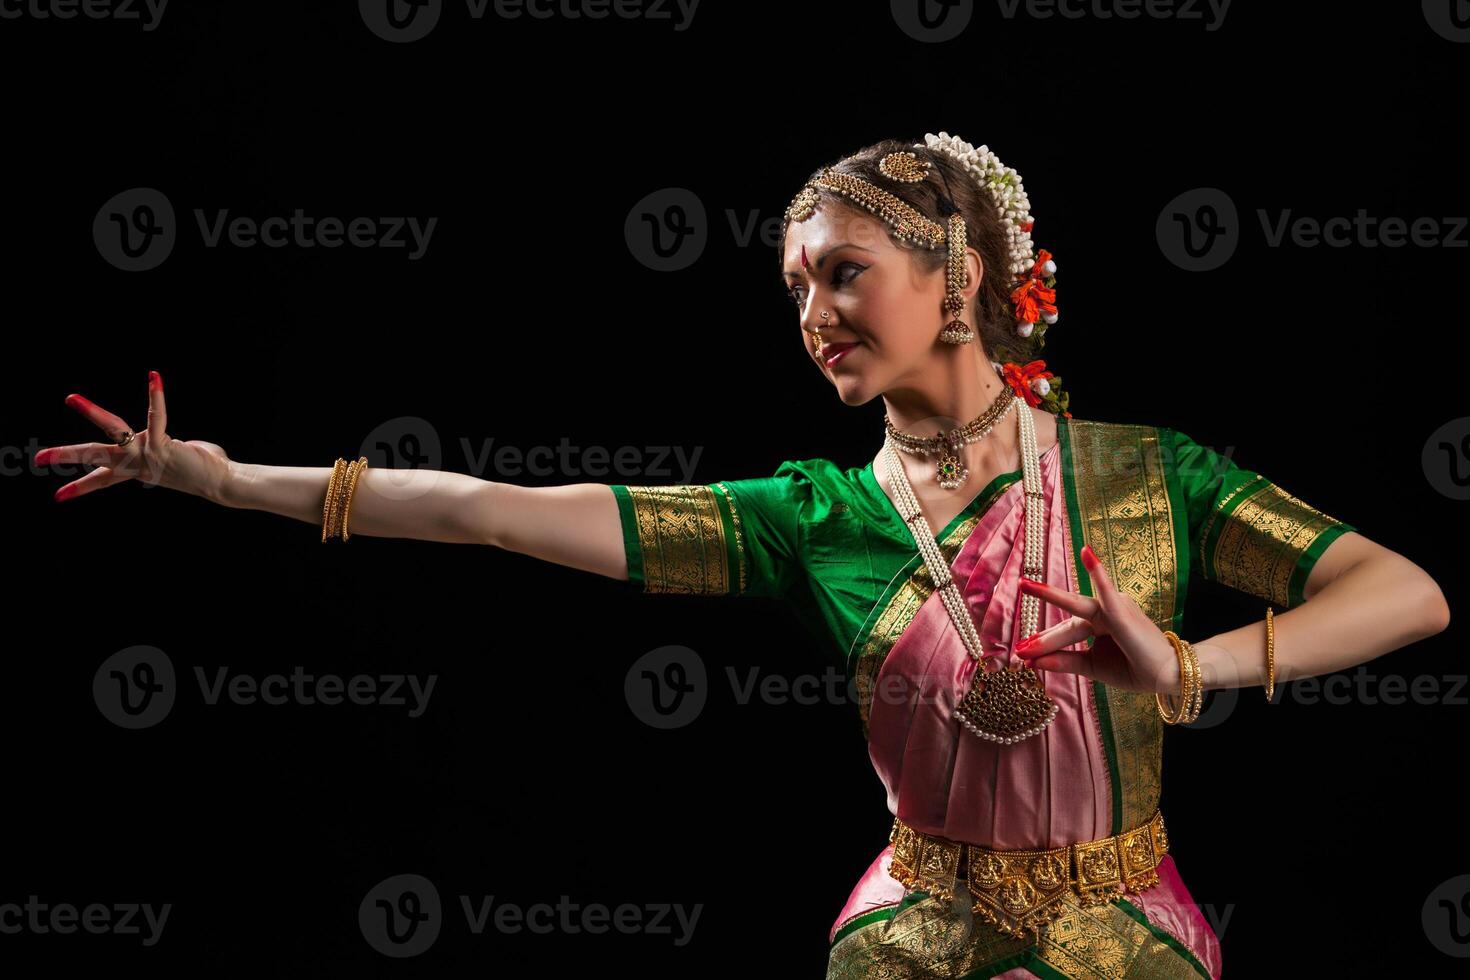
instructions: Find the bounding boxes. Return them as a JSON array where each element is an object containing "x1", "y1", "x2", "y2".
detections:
[{"x1": 801, "y1": 243, "x2": 810, "y2": 269}]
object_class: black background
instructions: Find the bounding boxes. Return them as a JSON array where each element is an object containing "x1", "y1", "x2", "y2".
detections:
[{"x1": 5, "y1": 1, "x2": 1468, "y2": 975}]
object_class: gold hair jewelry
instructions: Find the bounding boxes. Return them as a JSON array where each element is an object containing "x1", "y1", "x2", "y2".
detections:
[
  {"x1": 878, "y1": 150, "x2": 931, "y2": 184},
  {"x1": 784, "y1": 163, "x2": 973, "y2": 346},
  {"x1": 1157, "y1": 631, "x2": 1201, "y2": 725},
  {"x1": 940, "y1": 212, "x2": 974, "y2": 344},
  {"x1": 783, "y1": 167, "x2": 945, "y2": 247},
  {"x1": 883, "y1": 372, "x2": 1014, "y2": 490},
  {"x1": 1264, "y1": 606, "x2": 1276, "y2": 701}
]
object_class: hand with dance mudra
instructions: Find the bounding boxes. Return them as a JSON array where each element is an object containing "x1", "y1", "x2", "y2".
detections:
[
  {"x1": 35, "y1": 371, "x2": 233, "y2": 503},
  {"x1": 1013, "y1": 543, "x2": 1184, "y2": 695}
]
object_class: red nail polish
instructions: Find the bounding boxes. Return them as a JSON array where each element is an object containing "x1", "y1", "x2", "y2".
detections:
[
  {"x1": 149, "y1": 371, "x2": 161, "y2": 389},
  {"x1": 54, "y1": 485, "x2": 75, "y2": 502}
]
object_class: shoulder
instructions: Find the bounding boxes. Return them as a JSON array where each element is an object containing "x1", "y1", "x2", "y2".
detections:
[{"x1": 1055, "y1": 413, "x2": 1176, "y2": 449}]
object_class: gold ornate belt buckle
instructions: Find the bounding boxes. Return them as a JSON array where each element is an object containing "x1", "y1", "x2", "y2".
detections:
[{"x1": 887, "y1": 810, "x2": 1169, "y2": 940}]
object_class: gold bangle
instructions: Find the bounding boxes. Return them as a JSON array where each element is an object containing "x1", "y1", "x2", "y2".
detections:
[
  {"x1": 1156, "y1": 631, "x2": 1193, "y2": 725},
  {"x1": 339, "y1": 456, "x2": 368, "y2": 541},
  {"x1": 1264, "y1": 606, "x2": 1276, "y2": 702},
  {"x1": 1181, "y1": 637, "x2": 1202, "y2": 724},
  {"x1": 321, "y1": 458, "x2": 347, "y2": 543}
]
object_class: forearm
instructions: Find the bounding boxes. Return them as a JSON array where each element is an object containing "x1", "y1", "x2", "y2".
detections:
[
  {"x1": 218, "y1": 460, "x2": 490, "y2": 545},
  {"x1": 1192, "y1": 555, "x2": 1450, "y2": 691}
]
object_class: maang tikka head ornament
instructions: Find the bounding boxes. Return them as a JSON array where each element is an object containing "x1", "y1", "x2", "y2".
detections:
[{"x1": 783, "y1": 133, "x2": 1069, "y2": 416}]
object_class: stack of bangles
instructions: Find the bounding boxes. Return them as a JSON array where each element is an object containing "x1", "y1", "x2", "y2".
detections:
[
  {"x1": 321, "y1": 456, "x2": 369, "y2": 543},
  {"x1": 1157, "y1": 608, "x2": 1278, "y2": 724},
  {"x1": 1156, "y1": 630, "x2": 1202, "y2": 725}
]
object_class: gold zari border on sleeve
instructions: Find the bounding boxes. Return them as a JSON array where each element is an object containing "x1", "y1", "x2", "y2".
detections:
[
  {"x1": 1203, "y1": 475, "x2": 1346, "y2": 608},
  {"x1": 622, "y1": 484, "x2": 733, "y2": 595}
]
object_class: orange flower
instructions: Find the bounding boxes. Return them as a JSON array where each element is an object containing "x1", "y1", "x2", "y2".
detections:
[
  {"x1": 1002, "y1": 360, "x2": 1055, "y2": 408},
  {"x1": 1011, "y1": 281, "x2": 1056, "y2": 325}
]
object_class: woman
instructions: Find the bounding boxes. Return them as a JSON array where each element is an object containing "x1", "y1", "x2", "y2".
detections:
[{"x1": 38, "y1": 133, "x2": 1450, "y2": 978}]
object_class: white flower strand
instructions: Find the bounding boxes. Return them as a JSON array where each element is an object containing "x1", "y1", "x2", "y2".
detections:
[{"x1": 917, "y1": 131, "x2": 1041, "y2": 279}]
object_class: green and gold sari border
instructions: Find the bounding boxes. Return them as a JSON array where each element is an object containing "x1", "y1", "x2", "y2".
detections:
[
  {"x1": 830, "y1": 885, "x2": 937, "y2": 948},
  {"x1": 1188, "y1": 437, "x2": 1358, "y2": 610},
  {"x1": 608, "y1": 483, "x2": 740, "y2": 596},
  {"x1": 1059, "y1": 417, "x2": 1172, "y2": 838},
  {"x1": 1114, "y1": 897, "x2": 1213, "y2": 979},
  {"x1": 1058, "y1": 416, "x2": 1125, "y2": 836},
  {"x1": 829, "y1": 892, "x2": 1212, "y2": 979},
  {"x1": 1290, "y1": 520, "x2": 1353, "y2": 607}
]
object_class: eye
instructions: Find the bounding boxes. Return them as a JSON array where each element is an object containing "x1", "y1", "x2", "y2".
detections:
[{"x1": 786, "y1": 261, "x2": 865, "y2": 305}]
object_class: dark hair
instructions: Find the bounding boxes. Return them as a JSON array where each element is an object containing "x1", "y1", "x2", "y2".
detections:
[{"x1": 777, "y1": 137, "x2": 1035, "y2": 368}]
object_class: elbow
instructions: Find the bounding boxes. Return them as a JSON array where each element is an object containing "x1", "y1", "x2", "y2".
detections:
[{"x1": 1423, "y1": 583, "x2": 1451, "y2": 636}]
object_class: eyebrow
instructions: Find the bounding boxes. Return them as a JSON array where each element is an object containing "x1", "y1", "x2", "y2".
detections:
[{"x1": 782, "y1": 243, "x2": 874, "y2": 279}]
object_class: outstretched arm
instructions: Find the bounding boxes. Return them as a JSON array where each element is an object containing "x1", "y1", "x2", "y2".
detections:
[
  {"x1": 223, "y1": 465, "x2": 627, "y2": 580},
  {"x1": 36, "y1": 371, "x2": 631, "y2": 582}
]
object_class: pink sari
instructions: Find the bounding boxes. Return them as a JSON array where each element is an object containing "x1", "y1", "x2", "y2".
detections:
[{"x1": 828, "y1": 439, "x2": 1222, "y2": 979}]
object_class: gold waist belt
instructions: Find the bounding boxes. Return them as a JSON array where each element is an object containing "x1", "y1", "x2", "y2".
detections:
[{"x1": 887, "y1": 809, "x2": 1169, "y2": 940}]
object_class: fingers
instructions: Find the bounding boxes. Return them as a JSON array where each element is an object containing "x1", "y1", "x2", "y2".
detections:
[
  {"x1": 1018, "y1": 575, "x2": 1100, "y2": 620},
  {"x1": 53, "y1": 465, "x2": 128, "y2": 502},
  {"x1": 147, "y1": 370, "x2": 167, "y2": 444},
  {"x1": 1013, "y1": 650, "x2": 1093, "y2": 677},
  {"x1": 1079, "y1": 544, "x2": 1121, "y2": 609},
  {"x1": 64, "y1": 393, "x2": 134, "y2": 445},
  {"x1": 35, "y1": 442, "x2": 127, "y2": 468},
  {"x1": 1014, "y1": 616, "x2": 1094, "y2": 658}
]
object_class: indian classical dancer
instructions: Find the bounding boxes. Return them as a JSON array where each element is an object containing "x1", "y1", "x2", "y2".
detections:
[{"x1": 37, "y1": 132, "x2": 1450, "y2": 978}]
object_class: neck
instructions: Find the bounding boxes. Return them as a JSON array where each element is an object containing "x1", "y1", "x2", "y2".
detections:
[{"x1": 881, "y1": 348, "x2": 1021, "y2": 469}]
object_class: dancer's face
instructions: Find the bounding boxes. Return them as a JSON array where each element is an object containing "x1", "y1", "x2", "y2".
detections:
[{"x1": 781, "y1": 204, "x2": 980, "y2": 406}]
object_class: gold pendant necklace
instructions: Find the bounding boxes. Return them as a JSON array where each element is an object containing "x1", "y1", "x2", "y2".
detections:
[
  {"x1": 884, "y1": 374, "x2": 1015, "y2": 491},
  {"x1": 881, "y1": 394, "x2": 1058, "y2": 744}
]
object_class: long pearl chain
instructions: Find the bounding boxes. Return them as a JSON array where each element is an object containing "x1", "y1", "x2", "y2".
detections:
[{"x1": 881, "y1": 395, "x2": 1058, "y2": 743}]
